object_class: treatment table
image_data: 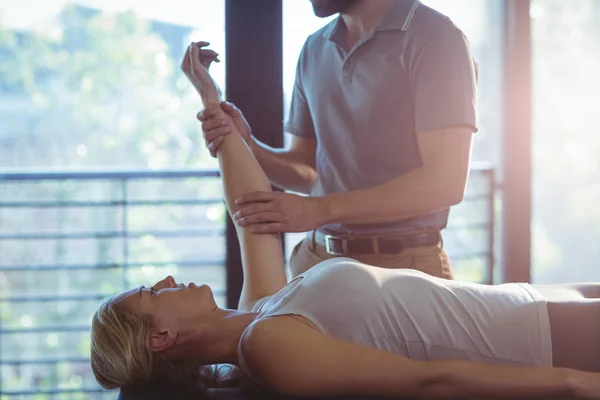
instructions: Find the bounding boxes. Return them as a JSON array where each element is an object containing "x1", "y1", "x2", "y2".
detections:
[{"x1": 119, "y1": 385, "x2": 391, "y2": 400}]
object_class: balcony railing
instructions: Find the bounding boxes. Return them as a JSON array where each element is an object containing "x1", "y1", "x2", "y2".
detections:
[
  {"x1": 0, "y1": 165, "x2": 495, "y2": 399},
  {"x1": 442, "y1": 163, "x2": 496, "y2": 284}
]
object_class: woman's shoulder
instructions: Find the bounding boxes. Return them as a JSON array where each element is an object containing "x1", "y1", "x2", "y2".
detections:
[
  {"x1": 237, "y1": 316, "x2": 322, "y2": 392},
  {"x1": 236, "y1": 317, "x2": 295, "y2": 388},
  {"x1": 240, "y1": 315, "x2": 314, "y2": 356}
]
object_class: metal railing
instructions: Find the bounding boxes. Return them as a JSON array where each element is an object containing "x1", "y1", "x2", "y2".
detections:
[
  {"x1": 0, "y1": 168, "x2": 226, "y2": 399},
  {"x1": 0, "y1": 165, "x2": 495, "y2": 398},
  {"x1": 443, "y1": 164, "x2": 496, "y2": 284}
]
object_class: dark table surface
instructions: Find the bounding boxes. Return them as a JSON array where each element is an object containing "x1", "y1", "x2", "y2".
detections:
[{"x1": 118, "y1": 385, "x2": 411, "y2": 400}]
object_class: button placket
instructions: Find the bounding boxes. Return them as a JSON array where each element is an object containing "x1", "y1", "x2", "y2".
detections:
[
  {"x1": 342, "y1": 59, "x2": 353, "y2": 82},
  {"x1": 340, "y1": 32, "x2": 374, "y2": 83}
]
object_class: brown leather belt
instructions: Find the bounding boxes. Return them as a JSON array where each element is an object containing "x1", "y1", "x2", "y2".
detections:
[{"x1": 314, "y1": 229, "x2": 441, "y2": 256}]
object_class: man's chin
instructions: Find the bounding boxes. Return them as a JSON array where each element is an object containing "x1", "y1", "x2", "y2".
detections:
[{"x1": 311, "y1": 0, "x2": 357, "y2": 18}]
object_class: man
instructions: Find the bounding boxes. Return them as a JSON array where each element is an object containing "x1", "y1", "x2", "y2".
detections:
[{"x1": 199, "y1": 0, "x2": 478, "y2": 279}]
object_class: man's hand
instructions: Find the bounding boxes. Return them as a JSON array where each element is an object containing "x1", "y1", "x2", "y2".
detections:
[
  {"x1": 232, "y1": 191, "x2": 330, "y2": 234},
  {"x1": 197, "y1": 101, "x2": 252, "y2": 157}
]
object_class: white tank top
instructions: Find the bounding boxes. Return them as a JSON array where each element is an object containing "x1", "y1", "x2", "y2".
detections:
[{"x1": 237, "y1": 258, "x2": 552, "y2": 381}]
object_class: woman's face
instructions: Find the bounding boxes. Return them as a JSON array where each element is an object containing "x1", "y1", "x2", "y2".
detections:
[{"x1": 117, "y1": 275, "x2": 217, "y2": 344}]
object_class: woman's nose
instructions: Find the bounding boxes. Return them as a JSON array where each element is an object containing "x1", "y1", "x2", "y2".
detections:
[
  {"x1": 154, "y1": 275, "x2": 176, "y2": 290},
  {"x1": 166, "y1": 275, "x2": 176, "y2": 287}
]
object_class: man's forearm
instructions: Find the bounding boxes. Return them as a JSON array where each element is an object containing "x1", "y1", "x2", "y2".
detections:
[
  {"x1": 249, "y1": 137, "x2": 317, "y2": 194},
  {"x1": 321, "y1": 166, "x2": 465, "y2": 226}
]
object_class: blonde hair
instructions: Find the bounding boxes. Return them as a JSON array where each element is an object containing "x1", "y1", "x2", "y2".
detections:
[{"x1": 90, "y1": 296, "x2": 244, "y2": 391}]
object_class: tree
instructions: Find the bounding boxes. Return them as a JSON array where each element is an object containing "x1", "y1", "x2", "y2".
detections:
[
  {"x1": 0, "y1": 5, "x2": 225, "y2": 396},
  {"x1": 0, "y1": 5, "x2": 216, "y2": 169}
]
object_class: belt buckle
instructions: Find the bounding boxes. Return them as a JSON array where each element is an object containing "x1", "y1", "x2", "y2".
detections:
[{"x1": 324, "y1": 235, "x2": 348, "y2": 256}]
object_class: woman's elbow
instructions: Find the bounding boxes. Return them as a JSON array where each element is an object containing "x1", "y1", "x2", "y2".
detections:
[
  {"x1": 299, "y1": 167, "x2": 317, "y2": 193},
  {"x1": 288, "y1": 168, "x2": 317, "y2": 195}
]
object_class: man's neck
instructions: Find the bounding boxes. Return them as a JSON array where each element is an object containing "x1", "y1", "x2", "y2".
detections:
[{"x1": 341, "y1": 0, "x2": 395, "y2": 49}]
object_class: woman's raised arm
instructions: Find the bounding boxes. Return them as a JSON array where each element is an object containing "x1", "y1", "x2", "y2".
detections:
[{"x1": 182, "y1": 42, "x2": 287, "y2": 310}]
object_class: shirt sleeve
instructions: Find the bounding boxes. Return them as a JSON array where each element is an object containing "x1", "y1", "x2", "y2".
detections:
[
  {"x1": 408, "y1": 26, "x2": 479, "y2": 134},
  {"x1": 283, "y1": 45, "x2": 317, "y2": 139}
]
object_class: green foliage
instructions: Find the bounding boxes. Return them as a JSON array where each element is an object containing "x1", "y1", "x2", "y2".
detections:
[
  {"x1": 0, "y1": 5, "x2": 224, "y2": 398},
  {"x1": 0, "y1": 4, "x2": 215, "y2": 169}
]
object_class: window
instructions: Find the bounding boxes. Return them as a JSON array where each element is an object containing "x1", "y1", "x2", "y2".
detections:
[
  {"x1": 281, "y1": 1, "x2": 333, "y2": 264},
  {"x1": 0, "y1": 1, "x2": 226, "y2": 398},
  {"x1": 0, "y1": 0, "x2": 225, "y2": 170},
  {"x1": 281, "y1": 1, "x2": 502, "y2": 282},
  {"x1": 530, "y1": 0, "x2": 600, "y2": 283}
]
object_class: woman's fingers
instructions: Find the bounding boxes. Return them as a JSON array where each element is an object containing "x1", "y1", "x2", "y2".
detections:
[
  {"x1": 186, "y1": 42, "x2": 220, "y2": 72},
  {"x1": 201, "y1": 57, "x2": 220, "y2": 67},
  {"x1": 199, "y1": 51, "x2": 220, "y2": 69},
  {"x1": 180, "y1": 44, "x2": 193, "y2": 74},
  {"x1": 190, "y1": 43, "x2": 200, "y2": 70},
  {"x1": 183, "y1": 42, "x2": 219, "y2": 71},
  {"x1": 201, "y1": 56, "x2": 220, "y2": 64},
  {"x1": 199, "y1": 49, "x2": 219, "y2": 59},
  {"x1": 200, "y1": 58, "x2": 219, "y2": 69}
]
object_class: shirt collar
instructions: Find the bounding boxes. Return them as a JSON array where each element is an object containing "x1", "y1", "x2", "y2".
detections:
[
  {"x1": 377, "y1": 0, "x2": 421, "y2": 32},
  {"x1": 322, "y1": 0, "x2": 421, "y2": 40}
]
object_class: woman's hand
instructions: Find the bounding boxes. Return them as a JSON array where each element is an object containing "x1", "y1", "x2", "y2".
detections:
[
  {"x1": 198, "y1": 101, "x2": 252, "y2": 157},
  {"x1": 180, "y1": 41, "x2": 222, "y2": 107},
  {"x1": 574, "y1": 371, "x2": 600, "y2": 399}
]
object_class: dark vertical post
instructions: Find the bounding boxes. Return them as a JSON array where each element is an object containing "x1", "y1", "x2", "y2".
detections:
[
  {"x1": 485, "y1": 168, "x2": 496, "y2": 285},
  {"x1": 501, "y1": 0, "x2": 532, "y2": 283},
  {"x1": 225, "y1": 0, "x2": 283, "y2": 308}
]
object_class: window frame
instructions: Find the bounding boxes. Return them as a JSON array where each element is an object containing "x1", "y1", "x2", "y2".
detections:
[
  {"x1": 500, "y1": 0, "x2": 532, "y2": 283},
  {"x1": 224, "y1": 0, "x2": 284, "y2": 308}
]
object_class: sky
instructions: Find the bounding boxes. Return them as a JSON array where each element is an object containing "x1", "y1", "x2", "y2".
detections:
[{"x1": 0, "y1": 0, "x2": 221, "y2": 29}]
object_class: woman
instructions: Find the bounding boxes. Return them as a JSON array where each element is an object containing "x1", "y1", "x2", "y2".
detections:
[{"x1": 91, "y1": 42, "x2": 600, "y2": 399}]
